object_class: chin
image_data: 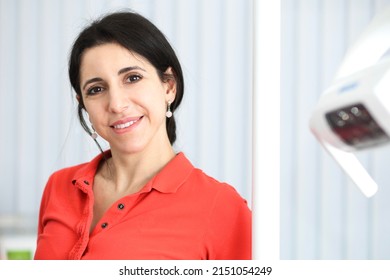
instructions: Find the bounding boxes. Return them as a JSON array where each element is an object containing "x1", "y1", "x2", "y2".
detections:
[{"x1": 111, "y1": 141, "x2": 148, "y2": 155}]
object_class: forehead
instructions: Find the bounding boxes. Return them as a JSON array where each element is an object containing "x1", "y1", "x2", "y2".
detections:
[{"x1": 80, "y1": 43, "x2": 152, "y2": 78}]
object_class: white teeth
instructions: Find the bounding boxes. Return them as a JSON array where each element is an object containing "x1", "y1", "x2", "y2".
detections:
[{"x1": 113, "y1": 120, "x2": 137, "y2": 129}]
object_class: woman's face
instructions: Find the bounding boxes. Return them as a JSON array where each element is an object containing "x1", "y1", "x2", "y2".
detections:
[{"x1": 79, "y1": 43, "x2": 176, "y2": 155}]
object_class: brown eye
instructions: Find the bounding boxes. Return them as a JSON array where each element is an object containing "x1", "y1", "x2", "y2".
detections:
[
  {"x1": 126, "y1": 74, "x2": 142, "y2": 83},
  {"x1": 87, "y1": 86, "x2": 104, "y2": 95}
]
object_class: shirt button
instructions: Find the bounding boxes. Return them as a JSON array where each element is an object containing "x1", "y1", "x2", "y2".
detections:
[
  {"x1": 118, "y1": 203, "x2": 125, "y2": 210},
  {"x1": 101, "y1": 222, "x2": 108, "y2": 229}
]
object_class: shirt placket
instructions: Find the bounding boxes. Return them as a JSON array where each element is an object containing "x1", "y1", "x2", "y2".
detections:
[
  {"x1": 68, "y1": 178, "x2": 94, "y2": 260},
  {"x1": 89, "y1": 192, "x2": 146, "y2": 237}
]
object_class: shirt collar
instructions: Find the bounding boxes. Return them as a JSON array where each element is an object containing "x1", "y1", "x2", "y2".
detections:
[
  {"x1": 71, "y1": 151, "x2": 194, "y2": 194},
  {"x1": 145, "y1": 152, "x2": 194, "y2": 193}
]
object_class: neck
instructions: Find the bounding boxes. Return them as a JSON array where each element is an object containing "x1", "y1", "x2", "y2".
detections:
[{"x1": 101, "y1": 141, "x2": 176, "y2": 194}]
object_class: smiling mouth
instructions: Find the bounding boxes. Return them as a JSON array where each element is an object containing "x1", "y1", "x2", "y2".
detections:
[{"x1": 111, "y1": 116, "x2": 143, "y2": 130}]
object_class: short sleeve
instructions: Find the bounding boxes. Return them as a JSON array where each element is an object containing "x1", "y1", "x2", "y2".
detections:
[{"x1": 204, "y1": 184, "x2": 252, "y2": 260}]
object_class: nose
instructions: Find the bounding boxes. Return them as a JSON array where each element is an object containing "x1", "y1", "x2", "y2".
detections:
[{"x1": 108, "y1": 87, "x2": 129, "y2": 113}]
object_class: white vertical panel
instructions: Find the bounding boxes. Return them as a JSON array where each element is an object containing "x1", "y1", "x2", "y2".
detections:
[
  {"x1": 222, "y1": 0, "x2": 252, "y2": 202},
  {"x1": 280, "y1": 0, "x2": 298, "y2": 259},
  {"x1": 36, "y1": 0, "x2": 63, "y2": 210},
  {"x1": 0, "y1": 0, "x2": 18, "y2": 215},
  {"x1": 371, "y1": 146, "x2": 390, "y2": 258},
  {"x1": 174, "y1": 0, "x2": 201, "y2": 159},
  {"x1": 15, "y1": 0, "x2": 40, "y2": 216},
  {"x1": 83, "y1": 0, "x2": 108, "y2": 19},
  {"x1": 371, "y1": 0, "x2": 390, "y2": 260},
  {"x1": 319, "y1": 0, "x2": 348, "y2": 260},
  {"x1": 253, "y1": 0, "x2": 280, "y2": 260},
  {"x1": 197, "y1": 0, "x2": 224, "y2": 179},
  {"x1": 127, "y1": 0, "x2": 154, "y2": 19},
  {"x1": 295, "y1": 0, "x2": 322, "y2": 259},
  {"x1": 150, "y1": 0, "x2": 177, "y2": 43},
  {"x1": 344, "y1": 0, "x2": 374, "y2": 260}
]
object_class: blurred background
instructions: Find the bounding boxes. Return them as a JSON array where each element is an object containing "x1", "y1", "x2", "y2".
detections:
[
  {"x1": 0, "y1": 0, "x2": 253, "y2": 259},
  {"x1": 281, "y1": 0, "x2": 390, "y2": 259}
]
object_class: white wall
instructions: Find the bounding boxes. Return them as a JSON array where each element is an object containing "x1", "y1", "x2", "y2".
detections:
[
  {"x1": 0, "y1": 0, "x2": 253, "y2": 231},
  {"x1": 281, "y1": 0, "x2": 390, "y2": 259}
]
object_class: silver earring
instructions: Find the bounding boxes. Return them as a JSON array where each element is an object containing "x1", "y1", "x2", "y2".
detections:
[
  {"x1": 166, "y1": 101, "x2": 173, "y2": 118},
  {"x1": 91, "y1": 125, "x2": 98, "y2": 139}
]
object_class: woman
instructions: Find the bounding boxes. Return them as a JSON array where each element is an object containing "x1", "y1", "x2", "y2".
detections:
[{"x1": 34, "y1": 11, "x2": 251, "y2": 260}]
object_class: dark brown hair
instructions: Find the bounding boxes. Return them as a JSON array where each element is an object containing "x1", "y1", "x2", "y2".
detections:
[{"x1": 68, "y1": 11, "x2": 184, "y2": 145}]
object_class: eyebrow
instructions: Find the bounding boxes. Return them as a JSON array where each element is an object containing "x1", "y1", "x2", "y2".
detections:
[
  {"x1": 118, "y1": 66, "x2": 146, "y2": 75},
  {"x1": 82, "y1": 66, "x2": 147, "y2": 90}
]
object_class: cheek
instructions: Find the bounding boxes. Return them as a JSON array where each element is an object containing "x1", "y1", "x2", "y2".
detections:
[
  {"x1": 83, "y1": 103, "x2": 101, "y2": 125},
  {"x1": 139, "y1": 87, "x2": 167, "y2": 116},
  {"x1": 150, "y1": 97, "x2": 168, "y2": 120}
]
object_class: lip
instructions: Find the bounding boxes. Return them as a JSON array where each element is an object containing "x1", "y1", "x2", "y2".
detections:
[{"x1": 110, "y1": 116, "x2": 143, "y2": 134}]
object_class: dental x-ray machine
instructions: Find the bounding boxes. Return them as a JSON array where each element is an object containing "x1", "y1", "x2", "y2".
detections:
[{"x1": 310, "y1": 6, "x2": 390, "y2": 197}]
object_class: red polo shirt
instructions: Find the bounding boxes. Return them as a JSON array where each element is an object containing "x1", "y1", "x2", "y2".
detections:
[{"x1": 34, "y1": 152, "x2": 251, "y2": 260}]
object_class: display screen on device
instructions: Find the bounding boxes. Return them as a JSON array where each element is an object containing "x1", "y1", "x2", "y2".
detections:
[{"x1": 326, "y1": 103, "x2": 390, "y2": 149}]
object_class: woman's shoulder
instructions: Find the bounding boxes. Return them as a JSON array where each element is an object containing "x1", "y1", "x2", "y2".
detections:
[
  {"x1": 185, "y1": 160, "x2": 252, "y2": 259},
  {"x1": 186, "y1": 165, "x2": 249, "y2": 206},
  {"x1": 52, "y1": 151, "x2": 110, "y2": 177},
  {"x1": 47, "y1": 152, "x2": 106, "y2": 186},
  {"x1": 49, "y1": 161, "x2": 89, "y2": 181},
  {"x1": 190, "y1": 167, "x2": 232, "y2": 190},
  {"x1": 168, "y1": 152, "x2": 248, "y2": 205}
]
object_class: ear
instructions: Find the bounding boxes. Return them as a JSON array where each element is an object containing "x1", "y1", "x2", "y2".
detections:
[
  {"x1": 76, "y1": 94, "x2": 91, "y2": 121},
  {"x1": 76, "y1": 94, "x2": 85, "y2": 107},
  {"x1": 163, "y1": 67, "x2": 177, "y2": 102},
  {"x1": 76, "y1": 94, "x2": 86, "y2": 110}
]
